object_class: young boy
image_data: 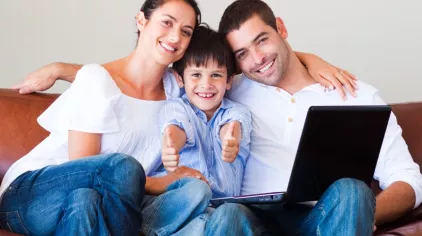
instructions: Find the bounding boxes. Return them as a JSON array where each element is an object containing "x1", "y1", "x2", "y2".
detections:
[{"x1": 151, "y1": 25, "x2": 252, "y2": 198}]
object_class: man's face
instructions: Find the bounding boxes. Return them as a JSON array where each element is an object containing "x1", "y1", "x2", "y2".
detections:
[{"x1": 226, "y1": 15, "x2": 290, "y2": 87}]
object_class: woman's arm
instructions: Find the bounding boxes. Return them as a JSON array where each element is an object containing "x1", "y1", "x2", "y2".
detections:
[
  {"x1": 68, "y1": 130, "x2": 101, "y2": 160},
  {"x1": 295, "y1": 51, "x2": 358, "y2": 100},
  {"x1": 145, "y1": 166, "x2": 208, "y2": 195},
  {"x1": 13, "y1": 62, "x2": 83, "y2": 94}
]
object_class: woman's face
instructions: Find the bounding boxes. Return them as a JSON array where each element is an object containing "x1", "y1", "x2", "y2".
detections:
[{"x1": 138, "y1": 0, "x2": 196, "y2": 66}]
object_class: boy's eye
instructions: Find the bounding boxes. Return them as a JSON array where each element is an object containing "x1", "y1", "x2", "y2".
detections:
[
  {"x1": 211, "y1": 73, "x2": 223, "y2": 78},
  {"x1": 191, "y1": 73, "x2": 201, "y2": 78}
]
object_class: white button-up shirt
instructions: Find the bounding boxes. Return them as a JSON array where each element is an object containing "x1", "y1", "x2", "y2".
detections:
[{"x1": 227, "y1": 75, "x2": 422, "y2": 208}]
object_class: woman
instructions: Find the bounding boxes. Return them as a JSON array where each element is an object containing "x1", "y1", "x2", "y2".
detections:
[
  {"x1": 1, "y1": 1, "x2": 209, "y2": 235},
  {"x1": 3, "y1": 0, "x2": 356, "y2": 235}
]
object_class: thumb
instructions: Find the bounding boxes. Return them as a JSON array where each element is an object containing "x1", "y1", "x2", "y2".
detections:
[
  {"x1": 166, "y1": 128, "x2": 174, "y2": 148},
  {"x1": 224, "y1": 122, "x2": 235, "y2": 140}
]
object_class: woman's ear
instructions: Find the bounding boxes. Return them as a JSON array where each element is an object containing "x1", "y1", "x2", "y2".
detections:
[
  {"x1": 171, "y1": 69, "x2": 184, "y2": 88},
  {"x1": 136, "y1": 11, "x2": 147, "y2": 32},
  {"x1": 275, "y1": 17, "x2": 288, "y2": 39},
  {"x1": 226, "y1": 75, "x2": 234, "y2": 90}
]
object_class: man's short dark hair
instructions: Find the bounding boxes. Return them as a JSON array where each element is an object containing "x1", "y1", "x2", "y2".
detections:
[
  {"x1": 218, "y1": 0, "x2": 277, "y2": 35},
  {"x1": 173, "y1": 24, "x2": 236, "y2": 79}
]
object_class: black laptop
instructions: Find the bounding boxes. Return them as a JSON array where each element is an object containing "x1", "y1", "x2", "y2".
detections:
[{"x1": 210, "y1": 105, "x2": 391, "y2": 207}]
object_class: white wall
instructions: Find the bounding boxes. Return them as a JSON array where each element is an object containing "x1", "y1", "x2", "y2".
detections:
[{"x1": 1, "y1": 0, "x2": 421, "y2": 103}]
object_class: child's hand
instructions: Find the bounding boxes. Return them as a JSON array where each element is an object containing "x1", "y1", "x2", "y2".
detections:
[
  {"x1": 162, "y1": 128, "x2": 180, "y2": 172},
  {"x1": 222, "y1": 122, "x2": 240, "y2": 163}
]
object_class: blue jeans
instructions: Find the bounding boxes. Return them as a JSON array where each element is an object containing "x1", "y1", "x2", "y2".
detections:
[
  {"x1": 0, "y1": 153, "x2": 145, "y2": 236},
  {"x1": 141, "y1": 177, "x2": 212, "y2": 236},
  {"x1": 205, "y1": 178, "x2": 376, "y2": 236}
]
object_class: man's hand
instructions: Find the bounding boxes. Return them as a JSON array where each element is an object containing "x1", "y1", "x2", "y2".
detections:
[
  {"x1": 222, "y1": 122, "x2": 240, "y2": 163},
  {"x1": 13, "y1": 63, "x2": 61, "y2": 94},
  {"x1": 162, "y1": 128, "x2": 180, "y2": 172}
]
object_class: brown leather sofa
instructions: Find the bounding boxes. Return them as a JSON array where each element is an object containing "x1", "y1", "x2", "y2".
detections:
[{"x1": 0, "y1": 88, "x2": 421, "y2": 236}]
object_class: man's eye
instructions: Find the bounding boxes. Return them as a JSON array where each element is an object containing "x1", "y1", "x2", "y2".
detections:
[
  {"x1": 258, "y1": 38, "x2": 267, "y2": 44},
  {"x1": 237, "y1": 52, "x2": 246, "y2": 60}
]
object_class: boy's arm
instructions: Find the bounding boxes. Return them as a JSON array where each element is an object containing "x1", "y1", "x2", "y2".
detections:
[
  {"x1": 209, "y1": 104, "x2": 252, "y2": 197},
  {"x1": 14, "y1": 62, "x2": 83, "y2": 94},
  {"x1": 159, "y1": 100, "x2": 195, "y2": 172}
]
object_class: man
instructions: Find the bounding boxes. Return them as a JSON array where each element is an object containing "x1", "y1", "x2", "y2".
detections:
[{"x1": 203, "y1": 0, "x2": 422, "y2": 235}]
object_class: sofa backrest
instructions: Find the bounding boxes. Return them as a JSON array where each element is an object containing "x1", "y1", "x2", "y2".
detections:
[
  {"x1": 0, "y1": 89, "x2": 58, "y2": 182},
  {"x1": 0, "y1": 89, "x2": 421, "y2": 192}
]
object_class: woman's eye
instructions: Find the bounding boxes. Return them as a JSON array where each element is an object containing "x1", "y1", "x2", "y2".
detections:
[
  {"x1": 182, "y1": 30, "x2": 192, "y2": 37},
  {"x1": 162, "y1": 20, "x2": 172, "y2": 27}
]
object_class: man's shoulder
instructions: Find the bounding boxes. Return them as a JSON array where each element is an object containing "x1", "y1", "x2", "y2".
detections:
[
  {"x1": 322, "y1": 80, "x2": 380, "y2": 104},
  {"x1": 354, "y1": 80, "x2": 379, "y2": 96},
  {"x1": 228, "y1": 74, "x2": 261, "y2": 100}
]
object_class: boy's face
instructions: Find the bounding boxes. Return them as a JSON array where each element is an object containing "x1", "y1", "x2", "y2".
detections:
[{"x1": 183, "y1": 59, "x2": 233, "y2": 119}]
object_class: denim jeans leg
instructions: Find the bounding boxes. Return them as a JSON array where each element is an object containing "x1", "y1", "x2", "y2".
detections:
[
  {"x1": 55, "y1": 188, "x2": 108, "y2": 236},
  {"x1": 141, "y1": 177, "x2": 212, "y2": 236},
  {"x1": 0, "y1": 153, "x2": 145, "y2": 236},
  {"x1": 204, "y1": 178, "x2": 375, "y2": 236},
  {"x1": 280, "y1": 178, "x2": 376, "y2": 236},
  {"x1": 205, "y1": 203, "x2": 269, "y2": 236}
]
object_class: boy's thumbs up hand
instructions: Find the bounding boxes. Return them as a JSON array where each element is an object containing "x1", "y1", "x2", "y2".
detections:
[
  {"x1": 162, "y1": 127, "x2": 180, "y2": 172},
  {"x1": 222, "y1": 122, "x2": 240, "y2": 163}
]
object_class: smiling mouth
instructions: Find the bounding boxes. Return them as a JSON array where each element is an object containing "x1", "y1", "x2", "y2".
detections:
[
  {"x1": 160, "y1": 42, "x2": 177, "y2": 53},
  {"x1": 256, "y1": 59, "x2": 275, "y2": 73},
  {"x1": 196, "y1": 92, "x2": 216, "y2": 99}
]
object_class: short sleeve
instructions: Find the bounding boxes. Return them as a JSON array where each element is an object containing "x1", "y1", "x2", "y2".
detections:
[
  {"x1": 158, "y1": 99, "x2": 195, "y2": 147},
  {"x1": 37, "y1": 64, "x2": 121, "y2": 135}
]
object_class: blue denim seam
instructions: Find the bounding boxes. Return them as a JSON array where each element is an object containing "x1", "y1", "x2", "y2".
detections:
[
  {"x1": 8, "y1": 210, "x2": 30, "y2": 235},
  {"x1": 59, "y1": 192, "x2": 101, "y2": 236},
  {"x1": 141, "y1": 184, "x2": 173, "y2": 236},
  {"x1": 315, "y1": 185, "x2": 340, "y2": 236},
  {"x1": 17, "y1": 171, "x2": 90, "y2": 188}
]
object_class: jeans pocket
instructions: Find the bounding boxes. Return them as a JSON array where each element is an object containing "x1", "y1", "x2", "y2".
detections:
[{"x1": 0, "y1": 211, "x2": 30, "y2": 235}]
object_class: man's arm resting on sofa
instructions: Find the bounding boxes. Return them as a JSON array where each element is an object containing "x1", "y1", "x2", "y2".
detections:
[
  {"x1": 13, "y1": 62, "x2": 82, "y2": 94},
  {"x1": 375, "y1": 181, "x2": 415, "y2": 226}
]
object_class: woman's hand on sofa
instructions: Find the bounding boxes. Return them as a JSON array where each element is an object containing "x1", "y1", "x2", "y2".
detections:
[{"x1": 13, "y1": 62, "x2": 82, "y2": 94}]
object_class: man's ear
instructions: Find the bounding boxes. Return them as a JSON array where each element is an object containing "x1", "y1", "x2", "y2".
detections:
[
  {"x1": 226, "y1": 75, "x2": 234, "y2": 90},
  {"x1": 275, "y1": 17, "x2": 288, "y2": 39},
  {"x1": 136, "y1": 11, "x2": 147, "y2": 32},
  {"x1": 171, "y1": 69, "x2": 184, "y2": 88}
]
